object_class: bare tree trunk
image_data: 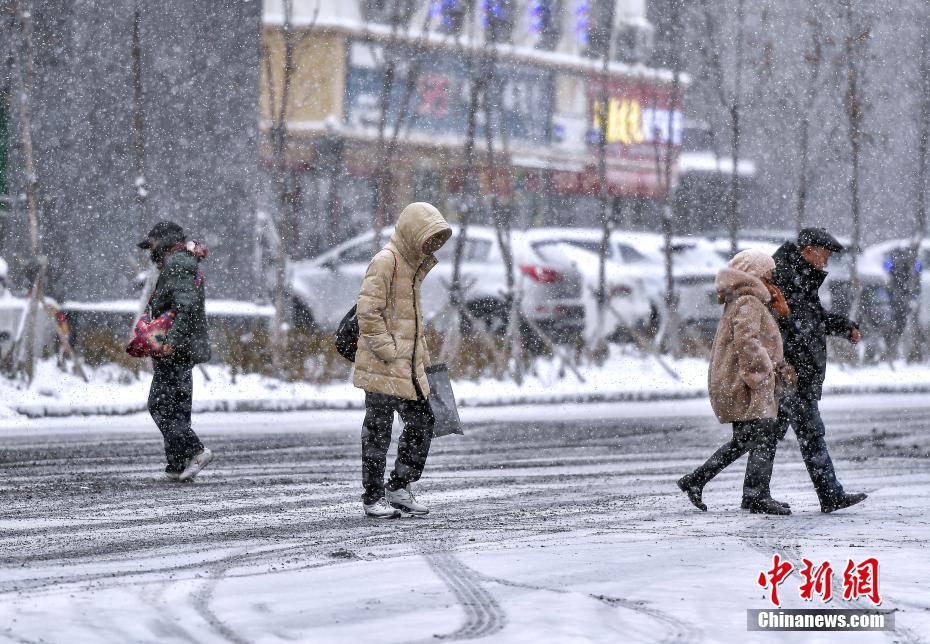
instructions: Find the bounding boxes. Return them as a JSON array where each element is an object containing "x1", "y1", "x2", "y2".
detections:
[
  {"x1": 447, "y1": 49, "x2": 484, "y2": 312},
  {"x1": 796, "y1": 115, "x2": 810, "y2": 235},
  {"x1": 1, "y1": 4, "x2": 12, "y2": 213},
  {"x1": 13, "y1": 1, "x2": 37, "y2": 258},
  {"x1": 131, "y1": 2, "x2": 157, "y2": 325},
  {"x1": 698, "y1": 0, "x2": 750, "y2": 256},
  {"x1": 841, "y1": 0, "x2": 869, "y2": 324},
  {"x1": 11, "y1": 0, "x2": 46, "y2": 383},
  {"x1": 131, "y1": 3, "x2": 148, "y2": 237},
  {"x1": 656, "y1": 0, "x2": 684, "y2": 358},
  {"x1": 371, "y1": 8, "x2": 432, "y2": 252},
  {"x1": 646, "y1": 0, "x2": 686, "y2": 357},
  {"x1": 727, "y1": 0, "x2": 745, "y2": 256},
  {"x1": 441, "y1": 24, "x2": 486, "y2": 366},
  {"x1": 482, "y1": 59, "x2": 522, "y2": 381},
  {"x1": 263, "y1": 0, "x2": 303, "y2": 377},
  {"x1": 794, "y1": 8, "x2": 832, "y2": 236},
  {"x1": 593, "y1": 1, "x2": 616, "y2": 352},
  {"x1": 908, "y1": 30, "x2": 930, "y2": 360},
  {"x1": 372, "y1": 44, "x2": 397, "y2": 252},
  {"x1": 727, "y1": 106, "x2": 741, "y2": 256}
]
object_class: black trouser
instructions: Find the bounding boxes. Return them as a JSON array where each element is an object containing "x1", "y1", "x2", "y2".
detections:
[
  {"x1": 148, "y1": 360, "x2": 204, "y2": 473},
  {"x1": 777, "y1": 394, "x2": 844, "y2": 506},
  {"x1": 361, "y1": 391, "x2": 435, "y2": 505},
  {"x1": 688, "y1": 419, "x2": 778, "y2": 502}
]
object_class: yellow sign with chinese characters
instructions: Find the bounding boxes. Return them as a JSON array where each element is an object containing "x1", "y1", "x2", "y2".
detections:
[{"x1": 592, "y1": 98, "x2": 645, "y2": 145}]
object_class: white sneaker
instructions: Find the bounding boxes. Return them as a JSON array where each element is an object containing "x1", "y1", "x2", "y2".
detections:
[
  {"x1": 385, "y1": 486, "x2": 429, "y2": 516},
  {"x1": 178, "y1": 448, "x2": 214, "y2": 482},
  {"x1": 363, "y1": 498, "x2": 401, "y2": 519}
]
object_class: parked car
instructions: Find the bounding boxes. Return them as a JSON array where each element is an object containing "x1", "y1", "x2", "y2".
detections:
[
  {"x1": 524, "y1": 228, "x2": 725, "y2": 332},
  {"x1": 624, "y1": 233, "x2": 725, "y2": 332},
  {"x1": 522, "y1": 229, "x2": 654, "y2": 340},
  {"x1": 288, "y1": 225, "x2": 587, "y2": 344},
  {"x1": 0, "y1": 256, "x2": 56, "y2": 357}
]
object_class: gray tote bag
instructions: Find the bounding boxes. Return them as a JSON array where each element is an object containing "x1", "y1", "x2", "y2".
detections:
[{"x1": 426, "y1": 364, "x2": 463, "y2": 437}]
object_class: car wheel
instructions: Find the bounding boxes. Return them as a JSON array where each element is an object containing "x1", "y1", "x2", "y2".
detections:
[{"x1": 463, "y1": 299, "x2": 509, "y2": 336}]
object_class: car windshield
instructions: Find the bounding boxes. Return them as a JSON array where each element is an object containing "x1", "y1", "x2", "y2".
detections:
[
  {"x1": 532, "y1": 241, "x2": 593, "y2": 265},
  {"x1": 557, "y1": 239, "x2": 602, "y2": 254},
  {"x1": 615, "y1": 243, "x2": 647, "y2": 263},
  {"x1": 669, "y1": 245, "x2": 724, "y2": 275}
]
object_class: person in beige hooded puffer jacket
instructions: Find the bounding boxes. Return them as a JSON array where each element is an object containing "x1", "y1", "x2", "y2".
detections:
[
  {"x1": 677, "y1": 249, "x2": 796, "y2": 516},
  {"x1": 354, "y1": 202, "x2": 452, "y2": 519}
]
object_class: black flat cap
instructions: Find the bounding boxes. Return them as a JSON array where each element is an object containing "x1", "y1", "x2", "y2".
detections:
[
  {"x1": 137, "y1": 221, "x2": 185, "y2": 249},
  {"x1": 798, "y1": 227, "x2": 844, "y2": 253}
]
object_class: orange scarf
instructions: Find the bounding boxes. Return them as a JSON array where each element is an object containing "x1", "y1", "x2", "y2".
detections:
[{"x1": 766, "y1": 283, "x2": 790, "y2": 318}]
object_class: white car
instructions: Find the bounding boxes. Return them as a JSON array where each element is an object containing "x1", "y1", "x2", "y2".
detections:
[
  {"x1": 524, "y1": 228, "x2": 726, "y2": 331},
  {"x1": 288, "y1": 225, "x2": 587, "y2": 343},
  {"x1": 522, "y1": 230, "x2": 654, "y2": 340},
  {"x1": 619, "y1": 232, "x2": 725, "y2": 330},
  {"x1": 0, "y1": 257, "x2": 56, "y2": 357}
]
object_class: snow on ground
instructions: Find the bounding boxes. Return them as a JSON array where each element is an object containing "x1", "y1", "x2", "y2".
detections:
[
  {"x1": 0, "y1": 394, "x2": 928, "y2": 642},
  {"x1": 2, "y1": 347, "x2": 709, "y2": 419},
  {"x1": 5, "y1": 345, "x2": 930, "y2": 421}
]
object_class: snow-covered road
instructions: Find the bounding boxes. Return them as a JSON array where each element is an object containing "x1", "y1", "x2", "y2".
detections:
[{"x1": 1, "y1": 395, "x2": 928, "y2": 643}]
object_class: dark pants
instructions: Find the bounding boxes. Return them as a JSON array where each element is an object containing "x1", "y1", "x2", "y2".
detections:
[
  {"x1": 777, "y1": 394, "x2": 844, "y2": 505},
  {"x1": 688, "y1": 419, "x2": 778, "y2": 501},
  {"x1": 361, "y1": 391, "x2": 435, "y2": 505},
  {"x1": 148, "y1": 361, "x2": 203, "y2": 473}
]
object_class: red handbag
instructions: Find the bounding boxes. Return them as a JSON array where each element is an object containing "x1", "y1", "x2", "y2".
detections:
[
  {"x1": 126, "y1": 270, "x2": 202, "y2": 358},
  {"x1": 126, "y1": 310, "x2": 177, "y2": 358}
]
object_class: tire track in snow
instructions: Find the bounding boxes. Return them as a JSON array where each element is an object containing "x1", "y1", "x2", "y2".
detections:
[
  {"x1": 190, "y1": 554, "x2": 251, "y2": 644},
  {"x1": 424, "y1": 552, "x2": 507, "y2": 640},
  {"x1": 469, "y1": 567, "x2": 698, "y2": 643}
]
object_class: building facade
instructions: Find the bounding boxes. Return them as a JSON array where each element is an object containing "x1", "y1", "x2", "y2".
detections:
[{"x1": 261, "y1": 0, "x2": 684, "y2": 258}]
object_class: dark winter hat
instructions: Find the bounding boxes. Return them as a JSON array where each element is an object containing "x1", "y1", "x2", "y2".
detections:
[
  {"x1": 137, "y1": 221, "x2": 185, "y2": 249},
  {"x1": 797, "y1": 227, "x2": 844, "y2": 253}
]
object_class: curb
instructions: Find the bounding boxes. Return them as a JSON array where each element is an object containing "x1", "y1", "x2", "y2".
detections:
[{"x1": 11, "y1": 382, "x2": 930, "y2": 419}]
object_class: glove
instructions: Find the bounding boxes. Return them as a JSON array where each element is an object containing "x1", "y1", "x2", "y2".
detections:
[{"x1": 778, "y1": 362, "x2": 797, "y2": 388}]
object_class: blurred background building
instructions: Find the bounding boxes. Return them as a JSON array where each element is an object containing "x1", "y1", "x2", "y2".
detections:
[{"x1": 259, "y1": 0, "x2": 697, "y2": 260}]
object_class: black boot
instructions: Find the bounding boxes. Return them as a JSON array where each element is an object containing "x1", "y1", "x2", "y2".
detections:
[
  {"x1": 821, "y1": 492, "x2": 867, "y2": 514},
  {"x1": 741, "y1": 497, "x2": 790, "y2": 511},
  {"x1": 677, "y1": 475, "x2": 707, "y2": 512},
  {"x1": 749, "y1": 497, "x2": 792, "y2": 515}
]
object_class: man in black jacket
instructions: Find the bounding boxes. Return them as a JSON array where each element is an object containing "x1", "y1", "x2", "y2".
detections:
[
  {"x1": 138, "y1": 221, "x2": 214, "y2": 482},
  {"x1": 771, "y1": 227, "x2": 867, "y2": 513}
]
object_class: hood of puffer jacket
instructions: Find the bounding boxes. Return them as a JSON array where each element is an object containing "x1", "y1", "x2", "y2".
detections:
[
  {"x1": 391, "y1": 202, "x2": 452, "y2": 267},
  {"x1": 715, "y1": 267, "x2": 771, "y2": 305}
]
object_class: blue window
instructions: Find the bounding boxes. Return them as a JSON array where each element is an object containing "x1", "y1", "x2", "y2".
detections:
[
  {"x1": 529, "y1": 0, "x2": 561, "y2": 50},
  {"x1": 432, "y1": 0, "x2": 471, "y2": 34}
]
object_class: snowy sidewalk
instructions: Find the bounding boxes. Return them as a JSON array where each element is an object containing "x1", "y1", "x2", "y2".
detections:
[{"x1": 5, "y1": 349, "x2": 930, "y2": 419}]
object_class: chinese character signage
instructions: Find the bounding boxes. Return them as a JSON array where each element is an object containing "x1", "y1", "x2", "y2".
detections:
[{"x1": 586, "y1": 79, "x2": 682, "y2": 153}]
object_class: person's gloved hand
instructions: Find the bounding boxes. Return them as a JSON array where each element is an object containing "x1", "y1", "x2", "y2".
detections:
[{"x1": 778, "y1": 362, "x2": 797, "y2": 388}]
